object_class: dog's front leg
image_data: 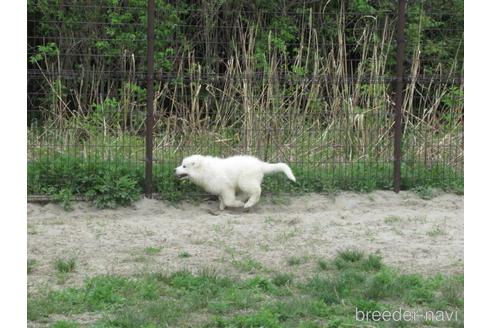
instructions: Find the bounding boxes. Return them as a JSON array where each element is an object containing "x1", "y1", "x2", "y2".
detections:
[
  {"x1": 219, "y1": 195, "x2": 225, "y2": 211},
  {"x1": 220, "y1": 190, "x2": 245, "y2": 208}
]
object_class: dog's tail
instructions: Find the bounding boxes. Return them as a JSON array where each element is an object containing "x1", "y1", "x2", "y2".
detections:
[{"x1": 262, "y1": 162, "x2": 296, "y2": 182}]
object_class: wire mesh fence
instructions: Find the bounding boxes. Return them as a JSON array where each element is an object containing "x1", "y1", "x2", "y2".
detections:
[{"x1": 27, "y1": 0, "x2": 463, "y2": 202}]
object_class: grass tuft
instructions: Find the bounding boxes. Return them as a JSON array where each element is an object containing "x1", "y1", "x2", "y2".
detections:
[
  {"x1": 287, "y1": 256, "x2": 307, "y2": 266},
  {"x1": 271, "y1": 273, "x2": 294, "y2": 287},
  {"x1": 426, "y1": 225, "x2": 447, "y2": 237},
  {"x1": 334, "y1": 249, "x2": 364, "y2": 270},
  {"x1": 337, "y1": 249, "x2": 364, "y2": 262},
  {"x1": 412, "y1": 186, "x2": 437, "y2": 200},
  {"x1": 232, "y1": 257, "x2": 264, "y2": 273},
  {"x1": 362, "y1": 254, "x2": 383, "y2": 271},
  {"x1": 144, "y1": 247, "x2": 161, "y2": 255},
  {"x1": 384, "y1": 215, "x2": 401, "y2": 224},
  {"x1": 317, "y1": 259, "x2": 329, "y2": 271},
  {"x1": 28, "y1": 259, "x2": 37, "y2": 274},
  {"x1": 54, "y1": 258, "x2": 76, "y2": 274}
]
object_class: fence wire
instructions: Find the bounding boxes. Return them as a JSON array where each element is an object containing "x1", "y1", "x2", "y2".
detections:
[{"x1": 27, "y1": 0, "x2": 464, "y2": 200}]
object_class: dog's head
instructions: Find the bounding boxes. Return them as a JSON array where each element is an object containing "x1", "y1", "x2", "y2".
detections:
[{"x1": 175, "y1": 155, "x2": 204, "y2": 180}]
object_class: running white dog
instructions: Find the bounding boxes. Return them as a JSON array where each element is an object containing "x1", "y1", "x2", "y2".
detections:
[{"x1": 175, "y1": 155, "x2": 296, "y2": 210}]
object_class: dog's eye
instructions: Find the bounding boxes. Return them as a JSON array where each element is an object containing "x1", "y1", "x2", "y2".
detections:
[{"x1": 183, "y1": 165, "x2": 186, "y2": 168}]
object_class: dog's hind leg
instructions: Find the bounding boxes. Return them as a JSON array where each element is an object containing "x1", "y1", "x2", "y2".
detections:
[
  {"x1": 235, "y1": 191, "x2": 250, "y2": 203},
  {"x1": 239, "y1": 179, "x2": 262, "y2": 209},
  {"x1": 243, "y1": 187, "x2": 261, "y2": 208},
  {"x1": 221, "y1": 189, "x2": 245, "y2": 208}
]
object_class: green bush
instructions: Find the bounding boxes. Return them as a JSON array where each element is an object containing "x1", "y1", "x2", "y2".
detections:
[
  {"x1": 28, "y1": 156, "x2": 143, "y2": 208},
  {"x1": 28, "y1": 155, "x2": 463, "y2": 208}
]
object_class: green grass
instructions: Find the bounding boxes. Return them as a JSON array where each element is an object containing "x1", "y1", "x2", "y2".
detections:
[
  {"x1": 426, "y1": 225, "x2": 447, "y2": 237},
  {"x1": 28, "y1": 252, "x2": 463, "y2": 327},
  {"x1": 27, "y1": 155, "x2": 463, "y2": 208},
  {"x1": 232, "y1": 256, "x2": 264, "y2": 273},
  {"x1": 271, "y1": 273, "x2": 294, "y2": 287},
  {"x1": 54, "y1": 258, "x2": 76, "y2": 274},
  {"x1": 178, "y1": 251, "x2": 192, "y2": 258},
  {"x1": 412, "y1": 186, "x2": 438, "y2": 200},
  {"x1": 384, "y1": 215, "x2": 401, "y2": 224},
  {"x1": 287, "y1": 256, "x2": 307, "y2": 266},
  {"x1": 143, "y1": 247, "x2": 161, "y2": 255},
  {"x1": 317, "y1": 259, "x2": 330, "y2": 271},
  {"x1": 28, "y1": 259, "x2": 37, "y2": 274}
]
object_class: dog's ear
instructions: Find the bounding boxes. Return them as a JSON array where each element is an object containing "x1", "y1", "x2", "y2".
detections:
[{"x1": 192, "y1": 161, "x2": 201, "y2": 168}]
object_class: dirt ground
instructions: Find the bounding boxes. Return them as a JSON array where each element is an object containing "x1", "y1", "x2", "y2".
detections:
[{"x1": 27, "y1": 191, "x2": 463, "y2": 294}]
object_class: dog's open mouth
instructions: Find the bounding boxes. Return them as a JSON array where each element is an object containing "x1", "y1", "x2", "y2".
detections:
[{"x1": 176, "y1": 173, "x2": 188, "y2": 179}]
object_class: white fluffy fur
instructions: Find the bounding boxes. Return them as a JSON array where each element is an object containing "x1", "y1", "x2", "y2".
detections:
[{"x1": 175, "y1": 155, "x2": 296, "y2": 210}]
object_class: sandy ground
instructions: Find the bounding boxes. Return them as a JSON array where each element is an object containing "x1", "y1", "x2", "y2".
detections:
[{"x1": 27, "y1": 191, "x2": 463, "y2": 294}]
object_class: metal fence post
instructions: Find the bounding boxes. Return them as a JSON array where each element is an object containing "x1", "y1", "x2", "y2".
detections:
[
  {"x1": 394, "y1": 0, "x2": 406, "y2": 193},
  {"x1": 145, "y1": 0, "x2": 155, "y2": 197}
]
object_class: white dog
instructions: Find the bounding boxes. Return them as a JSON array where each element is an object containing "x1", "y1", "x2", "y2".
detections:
[{"x1": 175, "y1": 155, "x2": 296, "y2": 210}]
